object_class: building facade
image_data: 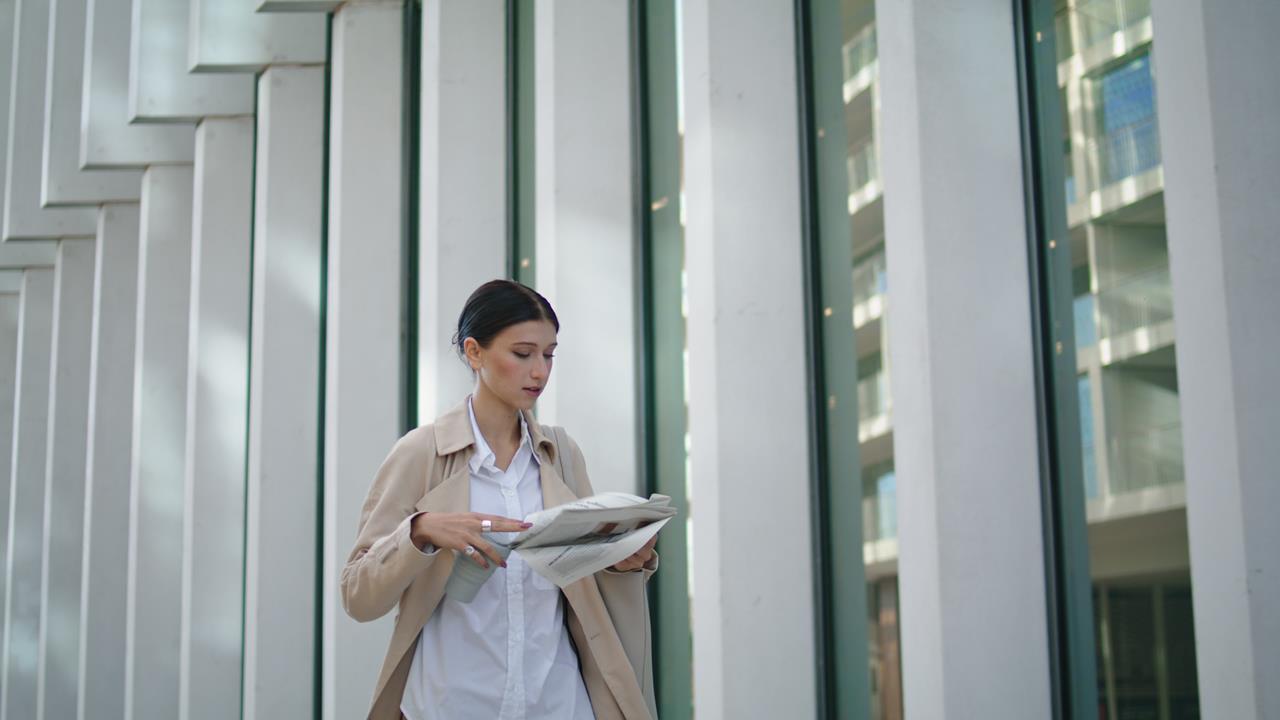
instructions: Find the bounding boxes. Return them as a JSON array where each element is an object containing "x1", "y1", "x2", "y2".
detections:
[{"x1": 0, "y1": 0, "x2": 1275, "y2": 719}]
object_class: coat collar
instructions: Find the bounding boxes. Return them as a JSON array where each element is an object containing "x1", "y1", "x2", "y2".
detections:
[{"x1": 433, "y1": 397, "x2": 557, "y2": 463}]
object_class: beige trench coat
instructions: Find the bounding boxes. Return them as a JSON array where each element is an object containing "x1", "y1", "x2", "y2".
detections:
[{"x1": 341, "y1": 400, "x2": 656, "y2": 720}]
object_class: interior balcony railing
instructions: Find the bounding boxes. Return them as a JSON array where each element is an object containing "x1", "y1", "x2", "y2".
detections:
[
  {"x1": 862, "y1": 473, "x2": 898, "y2": 544},
  {"x1": 1091, "y1": 115, "x2": 1162, "y2": 188},
  {"x1": 1096, "y1": 265, "x2": 1173, "y2": 342},
  {"x1": 857, "y1": 371, "x2": 890, "y2": 426},
  {"x1": 1071, "y1": 0, "x2": 1152, "y2": 51},
  {"x1": 846, "y1": 136, "x2": 879, "y2": 195},
  {"x1": 1107, "y1": 421, "x2": 1184, "y2": 494},
  {"x1": 842, "y1": 23, "x2": 877, "y2": 86},
  {"x1": 852, "y1": 250, "x2": 887, "y2": 309}
]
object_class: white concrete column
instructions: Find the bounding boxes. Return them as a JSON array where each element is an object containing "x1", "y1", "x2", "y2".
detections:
[
  {"x1": 0, "y1": 279, "x2": 22, "y2": 718},
  {"x1": 178, "y1": 117, "x2": 254, "y2": 720},
  {"x1": 0, "y1": 0, "x2": 14, "y2": 238},
  {"x1": 124, "y1": 165, "x2": 194, "y2": 720},
  {"x1": 680, "y1": 1, "x2": 816, "y2": 716},
  {"x1": 42, "y1": 0, "x2": 141, "y2": 202},
  {"x1": 875, "y1": 1, "x2": 1052, "y2": 717},
  {"x1": 243, "y1": 66, "x2": 325, "y2": 720},
  {"x1": 324, "y1": 6, "x2": 400, "y2": 719},
  {"x1": 1150, "y1": 2, "x2": 1280, "y2": 716},
  {"x1": 418, "y1": 0, "x2": 507, "y2": 420},
  {"x1": 533, "y1": 0, "x2": 639, "y2": 495},
  {"x1": 1, "y1": 268, "x2": 54, "y2": 720},
  {"x1": 36, "y1": 239, "x2": 94, "y2": 720},
  {"x1": 126, "y1": 0, "x2": 254, "y2": 123},
  {"x1": 81, "y1": 0, "x2": 197, "y2": 165},
  {"x1": 3, "y1": 0, "x2": 95, "y2": 240},
  {"x1": 78, "y1": 203, "x2": 139, "y2": 720},
  {"x1": 187, "y1": 0, "x2": 326, "y2": 72},
  {"x1": 42, "y1": 0, "x2": 140, "y2": 203},
  {"x1": 0, "y1": 245, "x2": 57, "y2": 270},
  {"x1": 0, "y1": 290, "x2": 18, "y2": 576}
]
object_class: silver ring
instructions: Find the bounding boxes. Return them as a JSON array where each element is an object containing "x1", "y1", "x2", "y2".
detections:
[
  {"x1": 481, "y1": 519, "x2": 492, "y2": 533},
  {"x1": 463, "y1": 546, "x2": 476, "y2": 556}
]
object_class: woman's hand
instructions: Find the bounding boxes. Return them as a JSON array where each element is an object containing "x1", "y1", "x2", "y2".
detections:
[
  {"x1": 610, "y1": 535, "x2": 657, "y2": 573},
  {"x1": 410, "y1": 512, "x2": 531, "y2": 569}
]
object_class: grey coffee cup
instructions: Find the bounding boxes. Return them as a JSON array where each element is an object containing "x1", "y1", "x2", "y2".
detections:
[{"x1": 443, "y1": 533, "x2": 513, "y2": 603}]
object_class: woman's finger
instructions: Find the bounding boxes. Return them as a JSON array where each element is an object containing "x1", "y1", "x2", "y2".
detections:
[
  {"x1": 478, "y1": 514, "x2": 533, "y2": 533},
  {"x1": 461, "y1": 542, "x2": 489, "y2": 569},
  {"x1": 469, "y1": 535, "x2": 507, "y2": 569}
]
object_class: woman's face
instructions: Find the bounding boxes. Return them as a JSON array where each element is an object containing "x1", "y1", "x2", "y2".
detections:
[{"x1": 466, "y1": 319, "x2": 558, "y2": 411}]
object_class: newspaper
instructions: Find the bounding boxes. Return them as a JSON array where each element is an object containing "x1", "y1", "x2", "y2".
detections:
[{"x1": 443, "y1": 492, "x2": 676, "y2": 603}]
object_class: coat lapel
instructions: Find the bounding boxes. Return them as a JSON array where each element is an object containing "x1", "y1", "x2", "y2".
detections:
[
  {"x1": 536, "y1": 445, "x2": 581, "y2": 509},
  {"x1": 525, "y1": 416, "x2": 653, "y2": 719},
  {"x1": 416, "y1": 453, "x2": 470, "y2": 513}
]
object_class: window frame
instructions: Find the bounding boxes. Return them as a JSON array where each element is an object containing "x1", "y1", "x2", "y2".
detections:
[{"x1": 1013, "y1": 1, "x2": 1103, "y2": 718}]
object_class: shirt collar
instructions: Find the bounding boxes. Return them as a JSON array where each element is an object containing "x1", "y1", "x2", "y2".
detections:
[{"x1": 466, "y1": 396, "x2": 540, "y2": 474}]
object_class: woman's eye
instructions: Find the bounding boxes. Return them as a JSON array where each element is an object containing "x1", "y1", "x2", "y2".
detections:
[
  {"x1": 544, "y1": 354, "x2": 555, "y2": 360},
  {"x1": 514, "y1": 352, "x2": 531, "y2": 359}
]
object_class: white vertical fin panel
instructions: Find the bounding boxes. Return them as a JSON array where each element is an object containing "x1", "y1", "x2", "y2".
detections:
[
  {"x1": 1151, "y1": 0, "x2": 1280, "y2": 716},
  {"x1": 1, "y1": 268, "x2": 55, "y2": 720},
  {"x1": 126, "y1": 0, "x2": 254, "y2": 123},
  {"x1": 877, "y1": 0, "x2": 1053, "y2": 716},
  {"x1": 78, "y1": 204, "x2": 139, "y2": 720},
  {"x1": 417, "y1": 0, "x2": 507, "y2": 420},
  {"x1": 36, "y1": 239, "x2": 94, "y2": 720},
  {"x1": 124, "y1": 165, "x2": 194, "y2": 720},
  {"x1": 41, "y1": 0, "x2": 139, "y2": 203},
  {"x1": 324, "y1": 5, "x2": 401, "y2": 719},
  {"x1": 81, "y1": 0, "x2": 196, "y2": 166},
  {"x1": 680, "y1": 0, "x2": 818, "y2": 716},
  {"x1": 243, "y1": 65, "x2": 325, "y2": 720},
  {"x1": 179, "y1": 117, "x2": 254, "y2": 720},
  {"x1": 3, "y1": 0, "x2": 95, "y2": 240},
  {"x1": 533, "y1": 0, "x2": 639, "y2": 495},
  {"x1": 187, "y1": 0, "x2": 326, "y2": 73}
]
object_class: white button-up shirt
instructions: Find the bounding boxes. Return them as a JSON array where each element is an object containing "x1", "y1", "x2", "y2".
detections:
[{"x1": 401, "y1": 400, "x2": 594, "y2": 720}]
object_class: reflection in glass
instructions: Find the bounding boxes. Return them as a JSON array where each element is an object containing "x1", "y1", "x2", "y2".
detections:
[
  {"x1": 837, "y1": 0, "x2": 901, "y2": 717},
  {"x1": 1052, "y1": 0, "x2": 1199, "y2": 715}
]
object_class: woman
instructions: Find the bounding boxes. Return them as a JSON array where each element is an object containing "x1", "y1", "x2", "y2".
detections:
[{"x1": 341, "y1": 280, "x2": 658, "y2": 720}]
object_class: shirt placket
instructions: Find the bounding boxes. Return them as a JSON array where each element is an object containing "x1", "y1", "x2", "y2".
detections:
[{"x1": 497, "y1": 465, "x2": 527, "y2": 720}]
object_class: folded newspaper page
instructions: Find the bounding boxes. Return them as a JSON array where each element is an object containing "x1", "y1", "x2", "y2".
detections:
[{"x1": 443, "y1": 492, "x2": 676, "y2": 603}]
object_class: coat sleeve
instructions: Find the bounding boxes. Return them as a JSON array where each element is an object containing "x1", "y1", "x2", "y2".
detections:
[
  {"x1": 559, "y1": 431, "x2": 659, "y2": 581},
  {"x1": 340, "y1": 426, "x2": 442, "y2": 623}
]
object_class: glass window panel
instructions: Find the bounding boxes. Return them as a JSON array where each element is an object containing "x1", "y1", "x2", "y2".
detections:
[
  {"x1": 810, "y1": 0, "x2": 899, "y2": 717},
  {"x1": 639, "y1": 2, "x2": 692, "y2": 717},
  {"x1": 1035, "y1": 1, "x2": 1200, "y2": 716}
]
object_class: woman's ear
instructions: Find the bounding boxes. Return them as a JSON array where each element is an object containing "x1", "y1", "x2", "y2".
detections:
[{"x1": 463, "y1": 337, "x2": 482, "y2": 371}]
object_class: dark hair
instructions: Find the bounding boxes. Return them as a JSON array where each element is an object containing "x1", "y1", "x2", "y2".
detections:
[{"x1": 452, "y1": 280, "x2": 560, "y2": 360}]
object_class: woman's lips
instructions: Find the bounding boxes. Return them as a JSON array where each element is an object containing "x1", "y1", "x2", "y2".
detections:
[{"x1": 523, "y1": 386, "x2": 543, "y2": 396}]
